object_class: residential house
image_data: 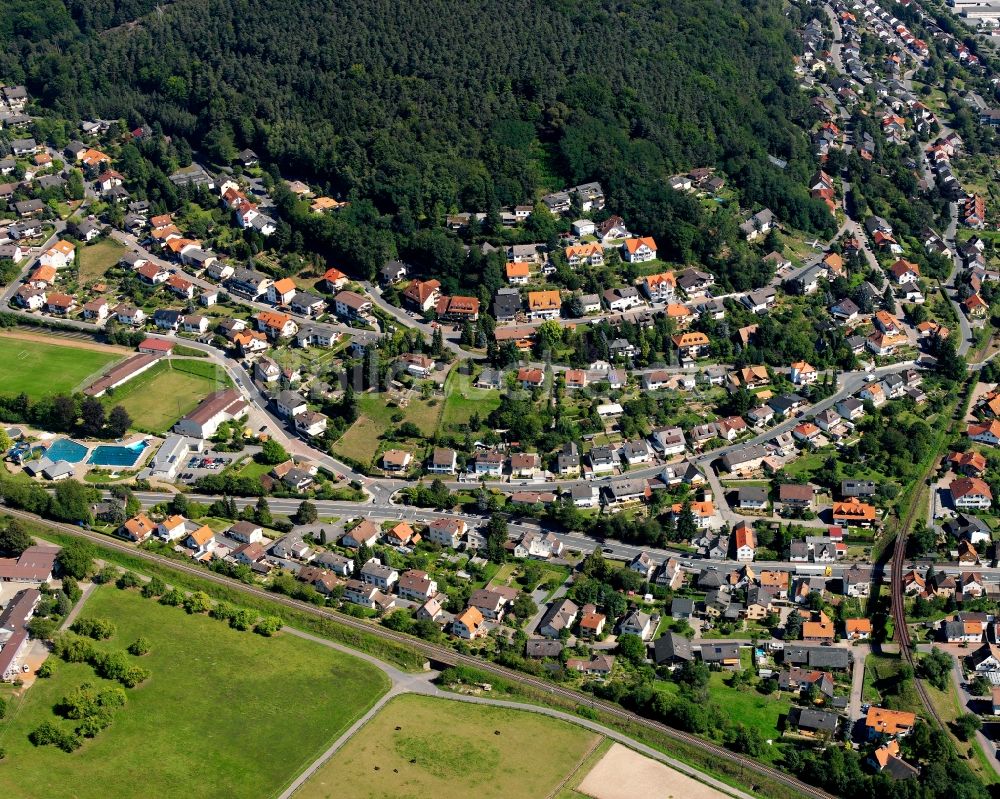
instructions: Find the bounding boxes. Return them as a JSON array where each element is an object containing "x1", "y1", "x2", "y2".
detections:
[
  {"x1": 951, "y1": 477, "x2": 992, "y2": 509},
  {"x1": 700, "y1": 643, "x2": 741, "y2": 668},
  {"x1": 622, "y1": 236, "x2": 657, "y2": 263},
  {"x1": 538, "y1": 598, "x2": 579, "y2": 638}
]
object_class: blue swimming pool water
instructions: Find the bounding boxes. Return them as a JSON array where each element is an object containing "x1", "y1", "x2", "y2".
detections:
[
  {"x1": 45, "y1": 438, "x2": 89, "y2": 463},
  {"x1": 87, "y1": 440, "x2": 148, "y2": 467}
]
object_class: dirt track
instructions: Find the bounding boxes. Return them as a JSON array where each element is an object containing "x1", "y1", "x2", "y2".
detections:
[
  {"x1": 0, "y1": 329, "x2": 130, "y2": 354},
  {"x1": 577, "y1": 743, "x2": 730, "y2": 799}
]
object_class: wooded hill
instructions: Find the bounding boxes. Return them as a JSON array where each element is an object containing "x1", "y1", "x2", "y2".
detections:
[{"x1": 1, "y1": 0, "x2": 833, "y2": 238}]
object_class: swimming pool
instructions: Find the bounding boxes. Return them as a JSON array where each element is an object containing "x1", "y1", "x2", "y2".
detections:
[
  {"x1": 88, "y1": 441, "x2": 149, "y2": 467},
  {"x1": 45, "y1": 438, "x2": 89, "y2": 463}
]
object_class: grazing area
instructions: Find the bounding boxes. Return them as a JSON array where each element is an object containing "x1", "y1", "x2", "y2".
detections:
[
  {"x1": 297, "y1": 694, "x2": 600, "y2": 799},
  {"x1": 0, "y1": 585, "x2": 388, "y2": 799},
  {"x1": 77, "y1": 239, "x2": 126, "y2": 283},
  {"x1": 0, "y1": 334, "x2": 121, "y2": 399},
  {"x1": 101, "y1": 359, "x2": 230, "y2": 434}
]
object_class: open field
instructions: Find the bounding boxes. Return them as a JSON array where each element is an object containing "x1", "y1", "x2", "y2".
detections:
[
  {"x1": 332, "y1": 393, "x2": 441, "y2": 467},
  {"x1": 707, "y1": 654, "x2": 790, "y2": 759},
  {"x1": 357, "y1": 392, "x2": 441, "y2": 436},
  {"x1": 78, "y1": 239, "x2": 126, "y2": 283},
  {"x1": 574, "y1": 742, "x2": 729, "y2": 799},
  {"x1": 439, "y1": 368, "x2": 502, "y2": 432},
  {"x1": 0, "y1": 333, "x2": 121, "y2": 398},
  {"x1": 297, "y1": 694, "x2": 600, "y2": 799},
  {"x1": 331, "y1": 415, "x2": 384, "y2": 466},
  {"x1": 862, "y1": 654, "x2": 922, "y2": 713},
  {"x1": 102, "y1": 359, "x2": 230, "y2": 434},
  {"x1": 0, "y1": 585, "x2": 388, "y2": 799}
]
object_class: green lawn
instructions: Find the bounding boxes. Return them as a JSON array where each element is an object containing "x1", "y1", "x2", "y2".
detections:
[
  {"x1": 708, "y1": 670, "x2": 790, "y2": 754},
  {"x1": 0, "y1": 586, "x2": 388, "y2": 799},
  {"x1": 235, "y1": 459, "x2": 273, "y2": 481},
  {"x1": 439, "y1": 367, "x2": 502, "y2": 433},
  {"x1": 297, "y1": 694, "x2": 600, "y2": 799},
  {"x1": 332, "y1": 393, "x2": 441, "y2": 468},
  {"x1": 0, "y1": 334, "x2": 121, "y2": 399},
  {"x1": 78, "y1": 239, "x2": 126, "y2": 284},
  {"x1": 331, "y1": 415, "x2": 385, "y2": 467},
  {"x1": 356, "y1": 392, "x2": 441, "y2": 436},
  {"x1": 862, "y1": 654, "x2": 922, "y2": 714},
  {"x1": 102, "y1": 359, "x2": 230, "y2": 434}
]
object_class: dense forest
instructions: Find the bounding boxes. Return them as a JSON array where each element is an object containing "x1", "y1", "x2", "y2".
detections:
[{"x1": 0, "y1": 0, "x2": 832, "y2": 238}]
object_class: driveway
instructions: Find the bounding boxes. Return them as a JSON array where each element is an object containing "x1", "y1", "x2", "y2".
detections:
[{"x1": 847, "y1": 643, "x2": 869, "y2": 724}]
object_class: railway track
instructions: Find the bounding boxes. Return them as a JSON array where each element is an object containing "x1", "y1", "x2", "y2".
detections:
[
  {"x1": 12, "y1": 508, "x2": 835, "y2": 799},
  {"x1": 887, "y1": 406, "x2": 964, "y2": 729}
]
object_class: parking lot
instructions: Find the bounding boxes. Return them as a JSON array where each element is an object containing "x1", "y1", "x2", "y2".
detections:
[{"x1": 174, "y1": 450, "x2": 239, "y2": 483}]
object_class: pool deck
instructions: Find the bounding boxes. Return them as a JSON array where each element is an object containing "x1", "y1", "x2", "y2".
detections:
[{"x1": 11, "y1": 430, "x2": 160, "y2": 481}]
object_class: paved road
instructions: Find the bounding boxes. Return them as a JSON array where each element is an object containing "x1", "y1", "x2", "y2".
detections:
[
  {"x1": 121, "y1": 490, "x2": 1000, "y2": 581},
  {"x1": 58, "y1": 580, "x2": 96, "y2": 630}
]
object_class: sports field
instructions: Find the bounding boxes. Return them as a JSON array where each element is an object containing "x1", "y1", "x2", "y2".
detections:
[
  {"x1": 0, "y1": 334, "x2": 121, "y2": 398},
  {"x1": 0, "y1": 585, "x2": 388, "y2": 799},
  {"x1": 297, "y1": 694, "x2": 600, "y2": 799},
  {"x1": 102, "y1": 359, "x2": 230, "y2": 434}
]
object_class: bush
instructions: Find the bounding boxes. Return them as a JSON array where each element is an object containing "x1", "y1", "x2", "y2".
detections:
[
  {"x1": 52, "y1": 632, "x2": 97, "y2": 663},
  {"x1": 127, "y1": 637, "x2": 151, "y2": 656},
  {"x1": 183, "y1": 591, "x2": 212, "y2": 614},
  {"x1": 37, "y1": 660, "x2": 56, "y2": 678},
  {"x1": 159, "y1": 588, "x2": 184, "y2": 606},
  {"x1": 70, "y1": 617, "x2": 116, "y2": 640},
  {"x1": 254, "y1": 616, "x2": 282, "y2": 636},
  {"x1": 61, "y1": 576, "x2": 82, "y2": 603},
  {"x1": 210, "y1": 602, "x2": 238, "y2": 622},
  {"x1": 29, "y1": 721, "x2": 81, "y2": 752},
  {"x1": 27, "y1": 616, "x2": 59, "y2": 641},
  {"x1": 229, "y1": 608, "x2": 257, "y2": 631},
  {"x1": 141, "y1": 576, "x2": 167, "y2": 598},
  {"x1": 92, "y1": 651, "x2": 150, "y2": 688},
  {"x1": 116, "y1": 571, "x2": 141, "y2": 590},
  {"x1": 95, "y1": 565, "x2": 120, "y2": 585}
]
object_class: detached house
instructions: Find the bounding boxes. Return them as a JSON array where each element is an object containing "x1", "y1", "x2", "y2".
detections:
[
  {"x1": 402, "y1": 279, "x2": 441, "y2": 313},
  {"x1": 950, "y1": 477, "x2": 992, "y2": 510},
  {"x1": 333, "y1": 290, "x2": 371, "y2": 320},
  {"x1": 641, "y1": 271, "x2": 676, "y2": 302},
  {"x1": 622, "y1": 236, "x2": 657, "y2": 263}
]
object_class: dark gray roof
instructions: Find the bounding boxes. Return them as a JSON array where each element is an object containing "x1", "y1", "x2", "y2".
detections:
[
  {"x1": 526, "y1": 639, "x2": 563, "y2": 658},
  {"x1": 788, "y1": 706, "x2": 839, "y2": 734},
  {"x1": 737, "y1": 485, "x2": 768, "y2": 503},
  {"x1": 653, "y1": 632, "x2": 693, "y2": 664},
  {"x1": 671, "y1": 597, "x2": 695, "y2": 615},
  {"x1": 700, "y1": 643, "x2": 739, "y2": 663},
  {"x1": 783, "y1": 645, "x2": 849, "y2": 669}
]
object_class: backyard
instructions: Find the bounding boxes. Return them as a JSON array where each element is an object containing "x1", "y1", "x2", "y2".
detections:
[
  {"x1": 78, "y1": 239, "x2": 126, "y2": 284},
  {"x1": 102, "y1": 359, "x2": 230, "y2": 434},
  {"x1": 0, "y1": 333, "x2": 122, "y2": 399},
  {"x1": 297, "y1": 693, "x2": 601, "y2": 799},
  {"x1": 706, "y1": 652, "x2": 791, "y2": 758},
  {"x1": 0, "y1": 585, "x2": 388, "y2": 799}
]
